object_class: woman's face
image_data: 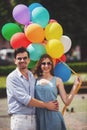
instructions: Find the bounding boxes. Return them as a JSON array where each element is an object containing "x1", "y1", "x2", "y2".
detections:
[{"x1": 40, "y1": 58, "x2": 52, "y2": 74}]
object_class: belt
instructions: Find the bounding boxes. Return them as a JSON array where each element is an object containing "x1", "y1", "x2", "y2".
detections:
[{"x1": 11, "y1": 114, "x2": 36, "y2": 119}]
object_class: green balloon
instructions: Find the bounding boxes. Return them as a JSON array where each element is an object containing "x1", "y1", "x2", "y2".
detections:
[
  {"x1": 28, "y1": 60, "x2": 37, "y2": 69},
  {"x1": 1, "y1": 23, "x2": 22, "y2": 41}
]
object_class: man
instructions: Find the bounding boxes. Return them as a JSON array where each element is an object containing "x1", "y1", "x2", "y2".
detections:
[{"x1": 6, "y1": 47, "x2": 58, "y2": 130}]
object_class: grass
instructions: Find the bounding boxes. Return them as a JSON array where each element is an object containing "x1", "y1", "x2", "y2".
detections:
[{"x1": 0, "y1": 76, "x2": 6, "y2": 88}]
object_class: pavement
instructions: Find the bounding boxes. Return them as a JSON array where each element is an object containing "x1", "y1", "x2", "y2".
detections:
[{"x1": 0, "y1": 94, "x2": 87, "y2": 130}]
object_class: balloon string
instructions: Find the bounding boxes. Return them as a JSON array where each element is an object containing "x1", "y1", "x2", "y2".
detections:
[
  {"x1": 58, "y1": 59, "x2": 82, "y2": 115},
  {"x1": 62, "y1": 81, "x2": 82, "y2": 115}
]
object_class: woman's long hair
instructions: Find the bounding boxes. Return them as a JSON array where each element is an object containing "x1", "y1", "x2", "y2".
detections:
[{"x1": 34, "y1": 54, "x2": 54, "y2": 77}]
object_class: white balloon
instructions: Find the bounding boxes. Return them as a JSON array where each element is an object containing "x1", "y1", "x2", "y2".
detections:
[{"x1": 60, "y1": 35, "x2": 72, "y2": 53}]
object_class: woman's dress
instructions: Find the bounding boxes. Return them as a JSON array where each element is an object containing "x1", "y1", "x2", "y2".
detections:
[{"x1": 35, "y1": 77, "x2": 66, "y2": 130}]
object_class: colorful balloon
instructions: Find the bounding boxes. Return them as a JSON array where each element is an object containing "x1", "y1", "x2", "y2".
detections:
[
  {"x1": 31, "y1": 7, "x2": 50, "y2": 28},
  {"x1": 10, "y1": 32, "x2": 31, "y2": 49},
  {"x1": 46, "y1": 39, "x2": 64, "y2": 58},
  {"x1": 60, "y1": 35, "x2": 72, "y2": 53},
  {"x1": 29, "y1": 3, "x2": 42, "y2": 20},
  {"x1": 54, "y1": 62, "x2": 71, "y2": 82},
  {"x1": 28, "y1": 60, "x2": 37, "y2": 69},
  {"x1": 12, "y1": 4, "x2": 30, "y2": 25},
  {"x1": 49, "y1": 19, "x2": 57, "y2": 23},
  {"x1": 45, "y1": 22, "x2": 63, "y2": 40},
  {"x1": 56, "y1": 54, "x2": 66, "y2": 64},
  {"x1": 25, "y1": 23, "x2": 44, "y2": 43},
  {"x1": 27, "y1": 43, "x2": 46, "y2": 61},
  {"x1": 1, "y1": 23, "x2": 22, "y2": 41}
]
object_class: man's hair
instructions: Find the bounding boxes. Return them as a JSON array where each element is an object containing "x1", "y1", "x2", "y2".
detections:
[{"x1": 14, "y1": 47, "x2": 30, "y2": 58}]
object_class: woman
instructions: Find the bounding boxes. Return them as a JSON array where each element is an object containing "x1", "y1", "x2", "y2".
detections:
[{"x1": 34, "y1": 54, "x2": 81, "y2": 130}]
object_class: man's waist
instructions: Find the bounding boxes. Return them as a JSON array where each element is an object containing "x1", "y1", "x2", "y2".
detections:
[{"x1": 10, "y1": 113, "x2": 36, "y2": 117}]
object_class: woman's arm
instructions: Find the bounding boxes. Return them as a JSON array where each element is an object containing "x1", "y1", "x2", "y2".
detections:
[{"x1": 56, "y1": 76, "x2": 82, "y2": 106}]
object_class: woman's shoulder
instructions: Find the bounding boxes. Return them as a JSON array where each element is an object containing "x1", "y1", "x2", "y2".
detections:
[{"x1": 54, "y1": 76, "x2": 63, "y2": 82}]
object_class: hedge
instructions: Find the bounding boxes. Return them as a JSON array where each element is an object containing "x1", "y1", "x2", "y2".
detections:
[{"x1": 0, "y1": 62, "x2": 87, "y2": 76}]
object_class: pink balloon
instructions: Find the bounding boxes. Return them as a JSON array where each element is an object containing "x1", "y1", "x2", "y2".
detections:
[{"x1": 12, "y1": 4, "x2": 30, "y2": 25}]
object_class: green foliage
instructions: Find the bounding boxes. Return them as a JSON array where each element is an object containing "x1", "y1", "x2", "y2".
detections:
[
  {"x1": 68, "y1": 62, "x2": 87, "y2": 73},
  {"x1": 0, "y1": 65, "x2": 16, "y2": 76},
  {"x1": 0, "y1": 62, "x2": 87, "y2": 76}
]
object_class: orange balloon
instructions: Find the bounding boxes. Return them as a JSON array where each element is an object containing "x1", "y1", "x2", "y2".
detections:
[{"x1": 25, "y1": 23, "x2": 45, "y2": 43}]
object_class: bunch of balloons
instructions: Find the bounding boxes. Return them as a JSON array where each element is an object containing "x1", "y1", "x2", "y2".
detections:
[{"x1": 1, "y1": 3, "x2": 72, "y2": 82}]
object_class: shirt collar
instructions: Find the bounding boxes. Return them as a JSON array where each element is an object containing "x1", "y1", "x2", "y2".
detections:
[{"x1": 16, "y1": 68, "x2": 31, "y2": 79}]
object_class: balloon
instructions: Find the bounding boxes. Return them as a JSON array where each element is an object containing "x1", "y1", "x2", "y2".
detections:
[
  {"x1": 46, "y1": 39, "x2": 64, "y2": 59},
  {"x1": 1, "y1": 23, "x2": 22, "y2": 41},
  {"x1": 28, "y1": 60, "x2": 37, "y2": 69},
  {"x1": 29, "y1": 3, "x2": 42, "y2": 20},
  {"x1": 56, "y1": 54, "x2": 66, "y2": 64},
  {"x1": 12, "y1": 4, "x2": 30, "y2": 25},
  {"x1": 10, "y1": 32, "x2": 31, "y2": 49},
  {"x1": 31, "y1": 7, "x2": 50, "y2": 28},
  {"x1": 45, "y1": 22, "x2": 63, "y2": 40},
  {"x1": 27, "y1": 43, "x2": 46, "y2": 61},
  {"x1": 49, "y1": 19, "x2": 57, "y2": 23},
  {"x1": 25, "y1": 23, "x2": 44, "y2": 43},
  {"x1": 60, "y1": 35, "x2": 72, "y2": 53},
  {"x1": 54, "y1": 62, "x2": 71, "y2": 82}
]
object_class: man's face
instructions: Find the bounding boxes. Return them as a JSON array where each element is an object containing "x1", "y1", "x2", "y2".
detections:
[{"x1": 14, "y1": 52, "x2": 30, "y2": 70}]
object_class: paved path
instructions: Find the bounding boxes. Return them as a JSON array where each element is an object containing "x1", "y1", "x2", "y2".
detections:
[{"x1": 0, "y1": 94, "x2": 87, "y2": 130}]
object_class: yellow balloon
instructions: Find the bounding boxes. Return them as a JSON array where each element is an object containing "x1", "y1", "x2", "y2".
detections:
[
  {"x1": 46, "y1": 39, "x2": 64, "y2": 58},
  {"x1": 45, "y1": 22, "x2": 63, "y2": 40}
]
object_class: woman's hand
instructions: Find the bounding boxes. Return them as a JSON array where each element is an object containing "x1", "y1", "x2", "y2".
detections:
[{"x1": 74, "y1": 75, "x2": 82, "y2": 87}]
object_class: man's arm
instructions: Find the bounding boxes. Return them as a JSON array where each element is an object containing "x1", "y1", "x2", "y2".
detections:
[{"x1": 28, "y1": 98, "x2": 58, "y2": 111}]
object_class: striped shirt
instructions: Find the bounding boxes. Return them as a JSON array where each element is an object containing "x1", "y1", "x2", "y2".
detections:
[{"x1": 6, "y1": 68, "x2": 36, "y2": 115}]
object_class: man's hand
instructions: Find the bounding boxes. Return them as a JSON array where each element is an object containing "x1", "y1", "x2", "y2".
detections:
[{"x1": 45, "y1": 100, "x2": 59, "y2": 111}]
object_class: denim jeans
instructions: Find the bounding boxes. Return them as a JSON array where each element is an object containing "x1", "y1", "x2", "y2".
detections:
[{"x1": 11, "y1": 114, "x2": 36, "y2": 130}]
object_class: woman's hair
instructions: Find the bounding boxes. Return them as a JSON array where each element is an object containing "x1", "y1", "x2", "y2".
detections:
[
  {"x1": 34, "y1": 53, "x2": 54, "y2": 77},
  {"x1": 14, "y1": 47, "x2": 30, "y2": 58}
]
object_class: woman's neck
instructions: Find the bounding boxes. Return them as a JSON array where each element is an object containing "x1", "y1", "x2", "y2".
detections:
[{"x1": 42, "y1": 73, "x2": 53, "y2": 80}]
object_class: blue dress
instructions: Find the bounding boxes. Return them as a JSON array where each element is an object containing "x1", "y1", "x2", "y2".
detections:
[{"x1": 35, "y1": 77, "x2": 66, "y2": 130}]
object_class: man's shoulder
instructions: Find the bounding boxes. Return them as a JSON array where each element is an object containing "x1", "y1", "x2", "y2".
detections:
[{"x1": 7, "y1": 69, "x2": 17, "y2": 79}]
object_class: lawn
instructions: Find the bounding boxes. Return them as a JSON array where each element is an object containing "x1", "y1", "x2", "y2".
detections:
[{"x1": 0, "y1": 76, "x2": 6, "y2": 88}]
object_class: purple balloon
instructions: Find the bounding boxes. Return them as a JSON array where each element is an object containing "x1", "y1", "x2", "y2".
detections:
[{"x1": 12, "y1": 4, "x2": 30, "y2": 25}]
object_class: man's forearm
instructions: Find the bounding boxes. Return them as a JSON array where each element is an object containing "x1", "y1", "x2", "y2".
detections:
[{"x1": 28, "y1": 98, "x2": 58, "y2": 111}]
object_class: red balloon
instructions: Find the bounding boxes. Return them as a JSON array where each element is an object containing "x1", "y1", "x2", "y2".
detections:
[
  {"x1": 49, "y1": 19, "x2": 57, "y2": 23},
  {"x1": 56, "y1": 54, "x2": 66, "y2": 64},
  {"x1": 10, "y1": 32, "x2": 31, "y2": 49}
]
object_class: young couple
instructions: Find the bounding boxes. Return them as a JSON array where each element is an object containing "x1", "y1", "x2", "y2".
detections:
[{"x1": 6, "y1": 47, "x2": 81, "y2": 130}]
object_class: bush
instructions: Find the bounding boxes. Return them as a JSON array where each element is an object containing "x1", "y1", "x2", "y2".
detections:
[
  {"x1": 68, "y1": 62, "x2": 87, "y2": 73},
  {"x1": 0, "y1": 62, "x2": 87, "y2": 76},
  {"x1": 0, "y1": 65, "x2": 16, "y2": 76}
]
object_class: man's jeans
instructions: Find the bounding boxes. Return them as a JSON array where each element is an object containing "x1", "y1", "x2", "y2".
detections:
[{"x1": 11, "y1": 115, "x2": 36, "y2": 130}]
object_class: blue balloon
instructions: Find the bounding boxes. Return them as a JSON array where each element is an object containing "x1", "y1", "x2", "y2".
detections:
[
  {"x1": 28, "y1": 3, "x2": 42, "y2": 20},
  {"x1": 54, "y1": 62, "x2": 71, "y2": 82},
  {"x1": 31, "y1": 7, "x2": 50, "y2": 28}
]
